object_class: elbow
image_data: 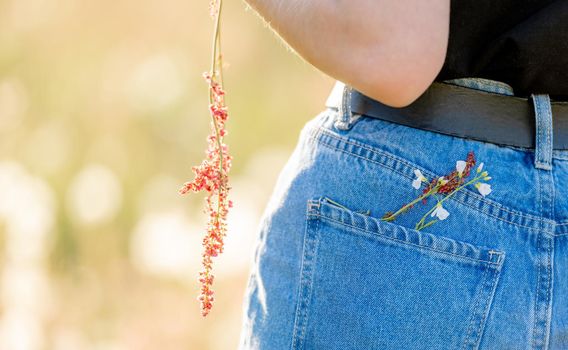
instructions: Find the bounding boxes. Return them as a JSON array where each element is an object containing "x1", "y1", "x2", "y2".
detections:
[
  {"x1": 364, "y1": 84, "x2": 429, "y2": 108},
  {"x1": 346, "y1": 44, "x2": 447, "y2": 108},
  {"x1": 351, "y1": 63, "x2": 444, "y2": 108}
]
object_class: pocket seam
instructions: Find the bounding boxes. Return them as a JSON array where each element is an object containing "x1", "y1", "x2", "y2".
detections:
[
  {"x1": 461, "y1": 255, "x2": 503, "y2": 349},
  {"x1": 462, "y1": 264, "x2": 490, "y2": 349},
  {"x1": 309, "y1": 196, "x2": 506, "y2": 267},
  {"x1": 290, "y1": 209, "x2": 320, "y2": 350},
  {"x1": 312, "y1": 213, "x2": 503, "y2": 267}
]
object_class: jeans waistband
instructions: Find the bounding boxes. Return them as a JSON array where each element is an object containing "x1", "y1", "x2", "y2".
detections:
[
  {"x1": 442, "y1": 77, "x2": 515, "y2": 96},
  {"x1": 325, "y1": 78, "x2": 568, "y2": 171}
]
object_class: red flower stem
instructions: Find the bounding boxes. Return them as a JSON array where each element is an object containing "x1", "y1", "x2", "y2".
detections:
[
  {"x1": 210, "y1": 0, "x2": 222, "y2": 80},
  {"x1": 200, "y1": 0, "x2": 226, "y2": 317},
  {"x1": 209, "y1": 0, "x2": 224, "y2": 237},
  {"x1": 215, "y1": 13, "x2": 224, "y2": 88}
]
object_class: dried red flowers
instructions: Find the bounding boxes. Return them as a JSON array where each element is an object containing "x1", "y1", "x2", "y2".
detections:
[{"x1": 179, "y1": 0, "x2": 232, "y2": 317}]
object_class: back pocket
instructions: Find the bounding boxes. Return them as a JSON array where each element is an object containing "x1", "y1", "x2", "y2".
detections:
[{"x1": 291, "y1": 196, "x2": 505, "y2": 350}]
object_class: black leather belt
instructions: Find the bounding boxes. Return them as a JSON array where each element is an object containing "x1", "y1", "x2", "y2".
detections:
[{"x1": 325, "y1": 81, "x2": 568, "y2": 150}]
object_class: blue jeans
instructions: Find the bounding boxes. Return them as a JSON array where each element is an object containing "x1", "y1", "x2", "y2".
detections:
[{"x1": 238, "y1": 78, "x2": 568, "y2": 349}]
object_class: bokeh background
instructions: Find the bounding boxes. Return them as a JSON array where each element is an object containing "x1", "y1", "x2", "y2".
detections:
[{"x1": 0, "y1": 0, "x2": 335, "y2": 349}]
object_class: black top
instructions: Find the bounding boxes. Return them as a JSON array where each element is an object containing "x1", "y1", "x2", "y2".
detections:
[{"x1": 434, "y1": 0, "x2": 568, "y2": 101}]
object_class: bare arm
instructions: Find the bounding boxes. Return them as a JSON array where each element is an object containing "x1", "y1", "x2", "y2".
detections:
[{"x1": 244, "y1": 0, "x2": 450, "y2": 107}]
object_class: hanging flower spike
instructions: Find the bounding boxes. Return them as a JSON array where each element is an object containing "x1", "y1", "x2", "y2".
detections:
[
  {"x1": 412, "y1": 169, "x2": 428, "y2": 189},
  {"x1": 431, "y1": 202, "x2": 450, "y2": 220},
  {"x1": 179, "y1": 0, "x2": 232, "y2": 318}
]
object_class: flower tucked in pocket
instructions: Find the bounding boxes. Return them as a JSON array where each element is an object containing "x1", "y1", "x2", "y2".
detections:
[{"x1": 379, "y1": 150, "x2": 492, "y2": 230}]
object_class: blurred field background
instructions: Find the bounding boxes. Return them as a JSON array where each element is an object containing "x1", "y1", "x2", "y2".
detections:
[{"x1": 0, "y1": 0, "x2": 335, "y2": 349}]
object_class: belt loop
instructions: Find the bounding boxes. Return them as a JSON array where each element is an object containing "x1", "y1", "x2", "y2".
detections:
[
  {"x1": 333, "y1": 82, "x2": 361, "y2": 130},
  {"x1": 531, "y1": 93, "x2": 553, "y2": 170}
]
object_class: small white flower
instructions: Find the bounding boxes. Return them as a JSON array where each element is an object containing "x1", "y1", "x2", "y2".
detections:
[
  {"x1": 476, "y1": 162, "x2": 484, "y2": 173},
  {"x1": 412, "y1": 169, "x2": 427, "y2": 189},
  {"x1": 431, "y1": 203, "x2": 450, "y2": 220},
  {"x1": 438, "y1": 176, "x2": 448, "y2": 185},
  {"x1": 456, "y1": 160, "x2": 467, "y2": 177},
  {"x1": 475, "y1": 182, "x2": 492, "y2": 197}
]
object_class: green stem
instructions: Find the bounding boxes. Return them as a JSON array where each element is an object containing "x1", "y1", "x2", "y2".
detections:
[
  {"x1": 415, "y1": 174, "x2": 485, "y2": 229},
  {"x1": 380, "y1": 183, "x2": 437, "y2": 221},
  {"x1": 325, "y1": 198, "x2": 350, "y2": 211},
  {"x1": 418, "y1": 219, "x2": 438, "y2": 230}
]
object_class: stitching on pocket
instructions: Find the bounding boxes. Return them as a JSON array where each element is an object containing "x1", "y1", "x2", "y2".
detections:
[
  {"x1": 473, "y1": 261, "x2": 503, "y2": 349},
  {"x1": 290, "y1": 204, "x2": 320, "y2": 350},
  {"x1": 316, "y1": 196, "x2": 506, "y2": 266},
  {"x1": 462, "y1": 262, "x2": 489, "y2": 349},
  {"x1": 460, "y1": 248, "x2": 505, "y2": 350}
]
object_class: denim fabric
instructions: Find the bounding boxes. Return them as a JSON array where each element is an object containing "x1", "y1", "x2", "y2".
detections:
[
  {"x1": 238, "y1": 78, "x2": 568, "y2": 349},
  {"x1": 443, "y1": 77, "x2": 516, "y2": 96}
]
